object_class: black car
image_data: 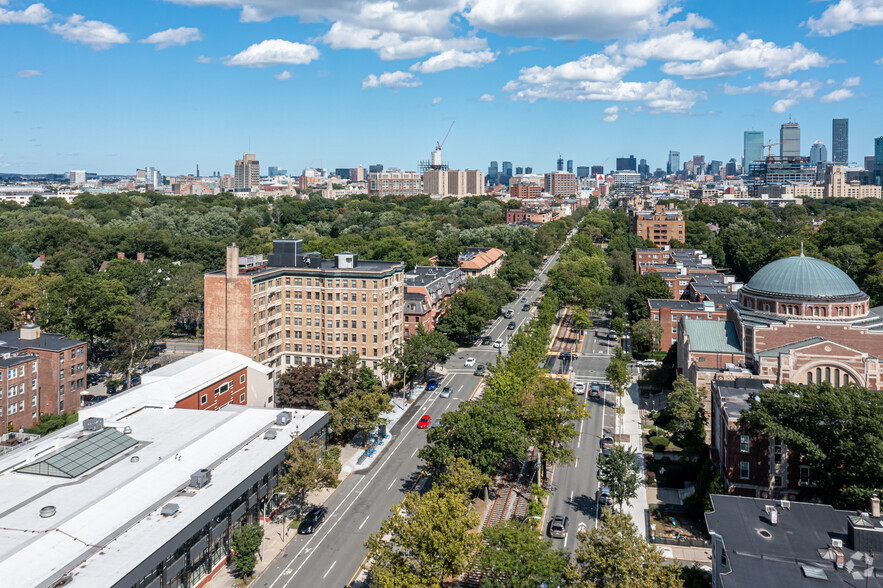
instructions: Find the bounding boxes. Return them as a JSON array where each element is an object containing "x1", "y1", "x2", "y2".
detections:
[
  {"x1": 482, "y1": 336, "x2": 492, "y2": 345},
  {"x1": 522, "y1": 304, "x2": 530, "y2": 311},
  {"x1": 507, "y1": 321, "x2": 516, "y2": 330},
  {"x1": 558, "y1": 352, "x2": 575, "y2": 362},
  {"x1": 298, "y1": 506, "x2": 327, "y2": 534}
]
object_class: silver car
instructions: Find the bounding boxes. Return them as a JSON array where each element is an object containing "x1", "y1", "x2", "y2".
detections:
[{"x1": 549, "y1": 515, "x2": 568, "y2": 538}]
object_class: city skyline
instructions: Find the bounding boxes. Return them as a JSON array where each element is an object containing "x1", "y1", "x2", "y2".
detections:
[{"x1": 1, "y1": 0, "x2": 882, "y2": 174}]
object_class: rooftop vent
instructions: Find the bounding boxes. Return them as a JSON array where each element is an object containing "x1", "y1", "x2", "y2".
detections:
[
  {"x1": 264, "y1": 429, "x2": 278, "y2": 440},
  {"x1": 161, "y1": 503, "x2": 179, "y2": 516},
  {"x1": 20, "y1": 323, "x2": 40, "y2": 341},
  {"x1": 83, "y1": 417, "x2": 104, "y2": 432},
  {"x1": 189, "y1": 468, "x2": 211, "y2": 489},
  {"x1": 276, "y1": 411, "x2": 292, "y2": 426},
  {"x1": 39, "y1": 505, "x2": 56, "y2": 518}
]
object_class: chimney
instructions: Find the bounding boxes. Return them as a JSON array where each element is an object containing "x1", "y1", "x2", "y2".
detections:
[
  {"x1": 872, "y1": 494, "x2": 880, "y2": 518},
  {"x1": 117, "y1": 252, "x2": 125, "y2": 259},
  {"x1": 39, "y1": 253, "x2": 45, "y2": 261},
  {"x1": 136, "y1": 252, "x2": 145, "y2": 263},
  {"x1": 226, "y1": 244, "x2": 240, "y2": 276}
]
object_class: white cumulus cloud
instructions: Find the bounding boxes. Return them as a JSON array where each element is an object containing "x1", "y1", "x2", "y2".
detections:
[
  {"x1": 0, "y1": 3, "x2": 51, "y2": 25},
  {"x1": 660, "y1": 34, "x2": 829, "y2": 78},
  {"x1": 479, "y1": 93, "x2": 495, "y2": 101},
  {"x1": 411, "y1": 49, "x2": 497, "y2": 74},
  {"x1": 322, "y1": 21, "x2": 486, "y2": 61},
  {"x1": 771, "y1": 99, "x2": 798, "y2": 113},
  {"x1": 362, "y1": 70, "x2": 421, "y2": 89},
  {"x1": 820, "y1": 88, "x2": 855, "y2": 102},
  {"x1": 15, "y1": 69, "x2": 42, "y2": 78},
  {"x1": 225, "y1": 39, "x2": 320, "y2": 67},
  {"x1": 275, "y1": 70, "x2": 292, "y2": 80},
  {"x1": 513, "y1": 53, "x2": 644, "y2": 85},
  {"x1": 877, "y1": 56, "x2": 883, "y2": 65},
  {"x1": 431, "y1": 96, "x2": 443, "y2": 105},
  {"x1": 805, "y1": 0, "x2": 883, "y2": 36},
  {"x1": 842, "y1": 76, "x2": 861, "y2": 86},
  {"x1": 49, "y1": 14, "x2": 129, "y2": 50},
  {"x1": 602, "y1": 105, "x2": 619, "y2": 122},
  {"x1": 140, "y1": 26, "x2": 202, "y2": 49},
  {"x1": 195, "y1": 55, "x2": 211, "y2": 63}
]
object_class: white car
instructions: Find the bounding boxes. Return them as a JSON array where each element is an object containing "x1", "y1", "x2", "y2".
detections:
[
  {"x1": 493, "y1": 339, "x2": 504, "y2": 349},
  {"x1": 573, "y1": 382, "x2": 586, "y2": 395},
  {"x1": 637, "y1": 359, "x2": 658, "y2": 367},
  {"x1": 464, "y1": 357, "x2": 476, "y2": 367}
]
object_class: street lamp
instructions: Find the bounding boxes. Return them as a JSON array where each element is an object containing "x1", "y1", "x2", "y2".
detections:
[
  {"x1": 400, "y1": 363, "x2": 418, "y2": 408},
  {"x1": 260, "y1": 491, "x2": 287, "y2": 560}
]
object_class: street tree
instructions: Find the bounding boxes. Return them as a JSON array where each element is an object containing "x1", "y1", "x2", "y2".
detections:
[
  {"x1": 276, "y1": 364, "x2": 327, "y2": 409},
  {"x1": 605, "y1": 347, "x2": 632, "y2": 400},
  {"x1": 433, "y1": 456, "x2": 490, "y2": 497},
  {"x1": 478, "y1": 521, "x2": 570, "y2": 588},
  {"x1": 41, "y1": 274, "x2": 135, "y2": 348},
  {"x1": 597, "y1": 445, "x2": 642, "y2": 510},
  {"x1": 107, "y1": 301, "x2": 172, "y2": 386},
  {"x1": 570, "y1": 306, "x2": 593, "y2": 337},
  {"x1": 365, "y1": 488, "x2": 481, "y2": 587},
  {"x1": 401, "y1": 325, "x2": 458, "y2": 380},
  {"x1": 631, "y1": 319, "x2": 662, "y2": 355},
  {"x1": 277, "y1": 437, "x2": 340, "y2": 498},
  {"x1": 566, "y1": 512, "x2": 681, "y2": 588},
  {"x1": 498, "y1": 251, "x2": 535, "y2": 288},
  {"x1": 324, "y1": 384, "x2": 391, "y2": 442},
  {"x1": 739, "y1": 382, "x2": 883, "y2": 508},
  {"x1": 664, "y1": 376, "x2": 707, "y2": 451},
  {"x1": 231, "y1": 524, "x2": 264, "y2": 578}
]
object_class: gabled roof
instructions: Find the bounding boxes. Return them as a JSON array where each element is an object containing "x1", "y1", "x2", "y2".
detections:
[{"x1": 683, "y1": 319, "x2": 742, "y2": 354}]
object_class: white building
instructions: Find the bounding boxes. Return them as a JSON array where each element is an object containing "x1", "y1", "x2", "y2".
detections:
[{"x1": 69, "y1": 170, "x2": 86, "y2": 185}]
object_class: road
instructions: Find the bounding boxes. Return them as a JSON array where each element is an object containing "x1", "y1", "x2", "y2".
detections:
[
  {"x1": 542, "y1": 318, "x2": 618, "y2": 553},
  {"x1": 255, "y1": 244, "x2": 568, "y2": 588}
]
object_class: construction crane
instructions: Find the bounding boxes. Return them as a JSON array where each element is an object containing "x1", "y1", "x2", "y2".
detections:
[
  {"x1": 762, "y1": 140, "x2": 785, "y2": 157},
  {"x1": 436, "y1": 120, "x2": 455, "y2": 151}
]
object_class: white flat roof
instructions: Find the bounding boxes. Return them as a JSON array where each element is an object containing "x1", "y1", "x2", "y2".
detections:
[{"x1": 0, "y1": 404, "x2": 325, "y2": 588}]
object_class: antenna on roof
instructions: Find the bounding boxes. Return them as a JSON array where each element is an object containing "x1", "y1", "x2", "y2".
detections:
[{"x1": 800, "y1": 242, "x2": 805, "y2": 257}]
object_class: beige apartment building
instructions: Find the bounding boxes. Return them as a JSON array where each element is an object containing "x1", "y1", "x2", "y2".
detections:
[
  {"x1": 234, "y1": 153, "x2": 260, "y2": 190},
  {"x1": 423, "y1": 169, "x2": 485, "y2": 197},
  {"x1": 205, "y1": 240, "x2": 405, "y2": 376}
]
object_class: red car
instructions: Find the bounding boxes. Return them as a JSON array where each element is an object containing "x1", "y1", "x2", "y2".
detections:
[{"x1": 417, "y1": 414, "x2": 431, "y2": 429}]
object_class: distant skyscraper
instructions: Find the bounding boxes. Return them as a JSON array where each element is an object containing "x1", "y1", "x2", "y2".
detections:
[
  {"x1": 810, "y1": 141, "x2": 828, "y2": 165},
  {"x1": 576, "y1": 166, "x2": 590, "y2": 179},
  {"x1": 502, "y1": 161, "x2": 513, "y2": 177},
  {"x1": 744, "y1": 131, "x2": 764, "y2": 169},
  {"x1": 591, "y1": 165, "x2": 604, "y2": 176},
  {"x1": 234, "y1": 153, "x2": 260, "y2": 190},
  {"x1": 667, "y1": 151, "x2": 680, "y2": 175},
  {"x1": 725, "y1": 159, "x2": 737, "y2": 177},
  {"x1": 556, "y1": 155, "x2": 564, "y2": 172},
  {"x1": 145, "y1": 167, "x2": 162, "y2": 187},
  {"x1": 615, "y1": 155, "x2": 636, "y2": 171},
  {"x1": 780, "y1": 122, "x2": 801, "y2": 159},
  {"x1": 709, "y1": 160, "x2": 722, "y2": 177},
  {"x1": 69, "y1": 170, "x2": 86, "y2": 185},
  {"x1": 875, "y1": 137, "x2": 883, "y2": 186},
  {"x1": 268, "y1": 166, "x2": 288, "y2": 176},
  {"x1": 488, "y1": 161, "x2": 499, "y2": 180},
  {"x1": 832, "y1": 118, "x2": 848, "y2": 164},
  {"x1": 566, "y1": 159, "x2": 573, "y2": 174},
  {"x1": 369, "y1": 164, "x2": 384, "y2": 173},
  {"x1": 514, "y1": 166, "x2": 523, "y2": 175},
  {"x1": 524, "y1": 166, "x2": 533, "y2": 174}
]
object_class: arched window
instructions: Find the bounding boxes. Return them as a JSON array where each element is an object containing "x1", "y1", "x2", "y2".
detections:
[
  {"x1": 807, "y1": 371, "x2": 813, "y2": 384},
  {"x1": 835, "y1": 369, "x2": 841, "y2": 387},
  {"x1": 843, "y1": 373, "x2": 849, "y2": 385},
  {"x1": 816, "y1": 367, "x2": 822, "y2": 383},
  {"x1": 825, "y1": 367, "x2": 831, "y2": 382}
]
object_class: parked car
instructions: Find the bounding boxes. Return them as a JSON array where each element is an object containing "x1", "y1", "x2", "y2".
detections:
[
  {"x1": 599, "y1": 487, "x2": 613, "y2": 506},
  {"x1": 504, "y1": 309, "x2": 514, "y2": 319},
  {"x1": 507, "y1": 321, "x2": 516, "y2": 330},
  {"x1": 464, "y1": 357, "x2": 476, "y2": 367},
  {"x1": 493, "y1": 339, "x2": 503, "y2": 349},
  {"x1": 439, "y1": 386, "x2": 452, "y2": 398},
  {"x1": 521, "y1": 297, "x2": 527, "y2": 302},
  {"x1": 425, "y1": 379, "x2": 439, "y2": 391},
  {"x1": 482, "y1": 336, "x2": 492, "y2": 345},
  {"x1": 522, "y1": 304, "x2": 531, "y2": 311},
  {"x1": 297, "y1": 506, "x2": 328, "y2": 534},
  {"x1": 549, "y1": 515, "x2": 568, "y2": 538},
  {"x1": 637, "y1": 358, "x2": 658, "y2": 367},
  {"x1": 474, "y1": 364, "x2": 485, "y2": 376},
  {"x1": 600, "y1": 436, "x2": 614, "y2": 450},
  {"x1": 417, "y1": 414, "x2": 432, "y2": 429},
  {"x1": 589, "y1": 384, "x2": 602, "y2": 399},
  {"x1": 573, "y1": 382, "x2": 586, "y2": 395},
  {"x1": 608, "y1": 331, "x2": 618, "y2": 340}
]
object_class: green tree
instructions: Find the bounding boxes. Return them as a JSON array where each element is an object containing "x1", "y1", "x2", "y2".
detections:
[
  {"x1": 478, "y1": 521, "x2": 570, "y2": 588},
  {"x1": 365, "y1": 488, "x2": 481, "y2": 587},
  {"x1": 402, "y1": 325, "x2": 458, "y2": 380},
  {"x1": 665, "y1": 376, "x2": 706, "y2": 451},
  {"x1": 597, "y1": 445, "x2": 642, "y2": 510},
  {"x1": 106, "y1": 301, "x2": 172, "y2": 386},
  {"x1": 498, "y1": 252, "x2": 535, "y2": 287},
  {"x1": 437, "y1": 289, "x2": 498, "y2": 341},
  {"x1": 739, "y1": 382, "x2": 883, "y2": 508},
  {"x1": 231, "y1": 524, "x2": 264, "y2": 577},
  {"x1": 434, "y1": 456, "x2": 490, "y2": 497},
  {"x1": 631, "y1": 319, "x2": 662, "y2": 354},
  {"x1": 277, "y1": 437, "x2": 341, "y2": 497},
  {"x1": 624, "y1": 273, "x2": 672, "y2": 320},
  {"x1": 566, "y1": 512, "x2": 681, "y2": 588},
  {"x1": 570, "y1": 307, "x2": 593, "y2": 338},
  {"x1": 276, "y1": 364, "x2": 327, "y2": 409},
  {"x1": 324, "y1": 384, "x2": 391, "y2": 442},
  {"x1": 41, "y1": 274, "x2": 135, "y2": 347},
  {"x1": 27, "y1": 412, "x2": 78, "y2": 435},
  {"x1": 605, "y1": 348, "x2": 632, "y2": 401}
]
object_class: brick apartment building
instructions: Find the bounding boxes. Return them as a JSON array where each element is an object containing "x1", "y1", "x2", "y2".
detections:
[
  {"x1": 368, "y1": 171, "x2": 422, "y2": 197},
  {"x1": 509, "y1": 184, "x2": 543, "y2": 199},
  {"x1": 205, "y1": 240, "x2": 405, "y2": 376},
  {"x1": 457, "y1": 247, "x2": 506, "y2": 278},
  {"x1": 0, "y1": 324, "x2": 86, "y2": 431},
  {"x1": 506, "y1": 207, "x2": 559, "y2": 225},
  {"x1": 543, "y1": 172, "x2": 578, "y2": 196},
  {"x1": 629, "y1": 204, "x2": 685, "y2": 246},
  {"x1": 403, "y1": 266, "x2": 465, "y2": 338}
]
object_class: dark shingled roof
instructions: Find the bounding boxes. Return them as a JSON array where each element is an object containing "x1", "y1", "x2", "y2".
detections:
[{"x1": 0, "y1": 331, "x2": 83, "y2": 352}]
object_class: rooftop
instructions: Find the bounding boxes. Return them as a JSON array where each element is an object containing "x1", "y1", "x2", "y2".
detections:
[
  {"x1": 0, "y1": 326, "x2": 83, "y2": 352},
  {"x1": 403, "y1": 265, "x2": 463, "y2": 287},
  {"x1": 744, "y1": 252, "x2": 864, "y2": 300},
  {"x1": 712, "y1": 378, "x2": 768, "y2": 420},
  {"x1": 683, "y1": 319, "x2": 743, "y2": 354},
  {"x1": 648, "y1": 299, "x2": 706, "y2": 311},
  {"x1": 457, "y1": 247, "x2": 505, "y2": 271}
]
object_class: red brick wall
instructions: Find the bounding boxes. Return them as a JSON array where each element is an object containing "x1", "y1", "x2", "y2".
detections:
[
  {"x1": 175, "y1": 367, "x2": 248, "y2": 410},
  {"x1": 2, "y1": 357, "x2": 38, "y2": 431},
  {"x1": 29, "y1": 344, "x2": 87, "y2": 416},
  {"x1": 204, "y1": 273, "x2": 253, "y2": 358}
]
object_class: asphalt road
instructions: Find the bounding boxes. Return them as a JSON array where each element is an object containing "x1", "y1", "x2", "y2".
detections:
[
  {"x1": 255, "y1": 244, "x2": 567, "y2": 588},
  {"x1": 542, "y1": 321, "x2": 617, "y2": 553}
]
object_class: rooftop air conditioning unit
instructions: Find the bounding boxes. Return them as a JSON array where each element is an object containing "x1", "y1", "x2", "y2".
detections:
[
  {"x1": 276, "y1": 411, "x2": 292, "y2": 426},
  {"x1": 780, "y1": 499, "x2": 791, "y2": 510},
  {"x1": 189, "y1": 469, "x2": 211, "y2": 489},
  {"x1": 832, "y1": 539, "x2": 843, "y2": 549},
  {"x1": 264, "y1": 429, "x2": 278, "y2": 440},
  {"x1": 161, "y1": 503, "x2": 180, "y2": 516},
  {"x1": 83, "y1": 417, "x2": 104, "y2": 432}
]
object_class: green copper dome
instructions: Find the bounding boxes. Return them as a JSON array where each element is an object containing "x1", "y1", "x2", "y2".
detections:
[{"x1": 745, "y1": 253, "x2": 863, "y2": 299}]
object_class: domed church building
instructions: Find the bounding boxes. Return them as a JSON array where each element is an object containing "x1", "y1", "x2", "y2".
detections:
[{"x1": 679, "y1": 248, "x2": 883, "y2": 390}]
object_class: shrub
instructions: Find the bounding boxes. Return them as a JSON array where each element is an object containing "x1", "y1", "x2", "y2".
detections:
[{"x1": 649, "y1": 435, "x2": 669, "y2": 450}]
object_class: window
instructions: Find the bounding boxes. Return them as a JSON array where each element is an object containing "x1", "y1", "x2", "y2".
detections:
[
  {"x1": 774, "y1": 475, "x2": 782, "y2": 487},
  {"x1": 740, "y1": 461, "x2": 749, "y2": 479},
  {"x1": 740, "y1": 435, "x2": 749, "y2": 453},
  {"x1": 240, "y1": 393, "x2": 245, "y2": 403},
  {"x1": 800, "y1": 465, "x2": 811, "y2": 486},
  {"x1": 773, "y1": 439, "x2": 783, "y2": 464},
  {"x1": 200, "y1": 394, "x2": 208, "y2": 405}
]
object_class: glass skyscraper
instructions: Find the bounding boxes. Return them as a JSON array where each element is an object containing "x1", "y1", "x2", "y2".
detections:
[
  {"x1": 667, "y1": 150, "x2": 680, "y2": 174},
  {"x1": 744, "y1": 131, "x2": 764, "y2": 169},
  {"x1": 780, "y1": 122, "x2": 801, "y2": 159},
  {"x1": 875, "y1": 137, "x2": 882, "y2": 187},
  {"x1": 832, "y1": 118, "x2": 848, "y2": 163}
]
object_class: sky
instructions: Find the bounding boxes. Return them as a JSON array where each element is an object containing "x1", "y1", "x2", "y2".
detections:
[{"x1": 1, "y1": 0, "x2": 882, "y2": 176}]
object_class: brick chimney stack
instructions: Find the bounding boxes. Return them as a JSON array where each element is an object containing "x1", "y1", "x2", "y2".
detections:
[{"x1": 226, "y1": 244, "x2": 240, "y2": 276}]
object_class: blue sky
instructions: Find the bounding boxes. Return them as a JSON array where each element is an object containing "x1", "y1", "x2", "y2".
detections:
[{"x1": 1, "y1": 0, "x2": 881, "y2": 175}]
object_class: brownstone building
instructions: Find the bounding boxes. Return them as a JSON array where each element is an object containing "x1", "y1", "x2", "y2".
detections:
[
  {"x1": 0, "y1": 324, "x2": 87, "y2": 431},
  {"x1": 205, "y1": 240, "x2": 405, "y2": 377},
  {"x1": 629, "y1": 204, "x2": 685, "y2": 247},
  {"x1": 543, "y1": 172, "x2": 578, "y2": 196},
  {"x1": 509, "y1": 184, "x2": 543, "y2": 199},
  {"x1": 403, "y1": 266, "x2": 465, "y2": 338}
]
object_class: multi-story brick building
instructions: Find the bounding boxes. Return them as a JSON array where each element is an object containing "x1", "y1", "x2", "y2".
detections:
[
  {"x1": 506, "y1": 207, "x2": 559, "y2": 225},
  {"x1": 456, "y1": 247, "x2": 506, "y2": 278},
  {"x1": 368, "y1": 171, "x2": 422, "y2": 197},
  {"x1": 543, "y1": 171, "x2": 578, "y2": 196},
  {"x1": 0, "y1": 324, "x2": 87, "y2": 431},
  {"x1": 509, "y1": 184, "x2": 543, "y2": 199},
  {"x1": 205, "y1": 240, "x2": 405, "y2": 376},
  {"x1": 403, "y1": 266, "x2": 465, "y2": 338},
  {"x1": 629, "y1": 204, "x2": 685, "y2": 247}
]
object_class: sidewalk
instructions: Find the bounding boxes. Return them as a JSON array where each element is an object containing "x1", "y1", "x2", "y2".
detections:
[
  {"x1": 618, "y1": 381, "x2": 648, "y2": 539},
  {"x1": 205, "y1": 386, "x2": 425, "y2": 587}
]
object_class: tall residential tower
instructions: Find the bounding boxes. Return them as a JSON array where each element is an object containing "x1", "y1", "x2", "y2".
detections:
[{"x1": 832, "y1": 118, "x2": 848, "y2": 164}]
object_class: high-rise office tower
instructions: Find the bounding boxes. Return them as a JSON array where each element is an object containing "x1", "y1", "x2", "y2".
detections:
[
  {"x1": 875, "y1": 137, "x2": 883, "y2": 186},
  {"x1": 234, "y1": 153, "x2": 260, "y2": 190},
  {"x1": 591, "y1": 165, "x2": 604, "y2": 176},
  {"x1": 709, "y1": 160, "x2": 722, "y2": 177},
  {"x1": 369, "y1": 164, "x2": 384, "y2": 173},
  {"x1": 515, "y1": 167, "x2": 523, "y2": 175},
  {"x1": 524, "y1": 167, "x2": 533, "y2": 174},
  {"x1": 667, "y1": 151, "x2": 680, "y2": 175},
  {"x1": 744, "y1": 131, "x2": 764, "y2": 168},
  {"x1": 832, "y1": 118, "x2": 848, "y2": 164},
  {"x1": 616, "y1": 155, "x2": 637, "y2": 171},
  {"x1": 576, "y1": 166, "x2": 590, "y2": 179},
  {"x1": 810, "y1": 141, "x2": 828, "y2": 165},
  {"x1": 638, "y1": 158, "x2": 649, "y2": 179},
  {"x1": 556, "y1": 155, "x2": 564, "y2": 172},
  {"x1": 502, "y1": 161, "x2": 513, "y2": 177},
  {"x1": 488, "y1": 161, "x2": 499, "y2": 180},
  {"x1": 780, "y1": 122, "x2": 801, "y2": 159},
  {"x1": 69, "y1": 170, "x2": 86, "y2": 185},
  {"x1": 725, "y1": 159, "x2": 737, "y2": 177},
  {"x1": 566, "y1": 159, "x2": 573, "y2": 174}
]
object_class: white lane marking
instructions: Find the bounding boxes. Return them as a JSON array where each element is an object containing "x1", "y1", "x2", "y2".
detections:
[
  {"x1": 578, "y1": 418, "x2": 584, "y2": 449},
  {"x1": 410, "y1": 447, "x2": 419, "y2": 458},
  {"x1": 323, "y1": 562, "x2": 336, "y2": 579},
  {"x1": 563, "y1": 532, "x2": 568, "y2": 548},
  {"x1": 570, "y1": 490, "x2": 573, "y2": 502},
  {"x1": 358, "y1": 516, "x2": 369, "y2": 530},
  {"x1": 445, "y1": 402, "x2": 451, "y2": 411},
  {"x1": 387, "y1": 478, "x2": 396, "y2": 491}
]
